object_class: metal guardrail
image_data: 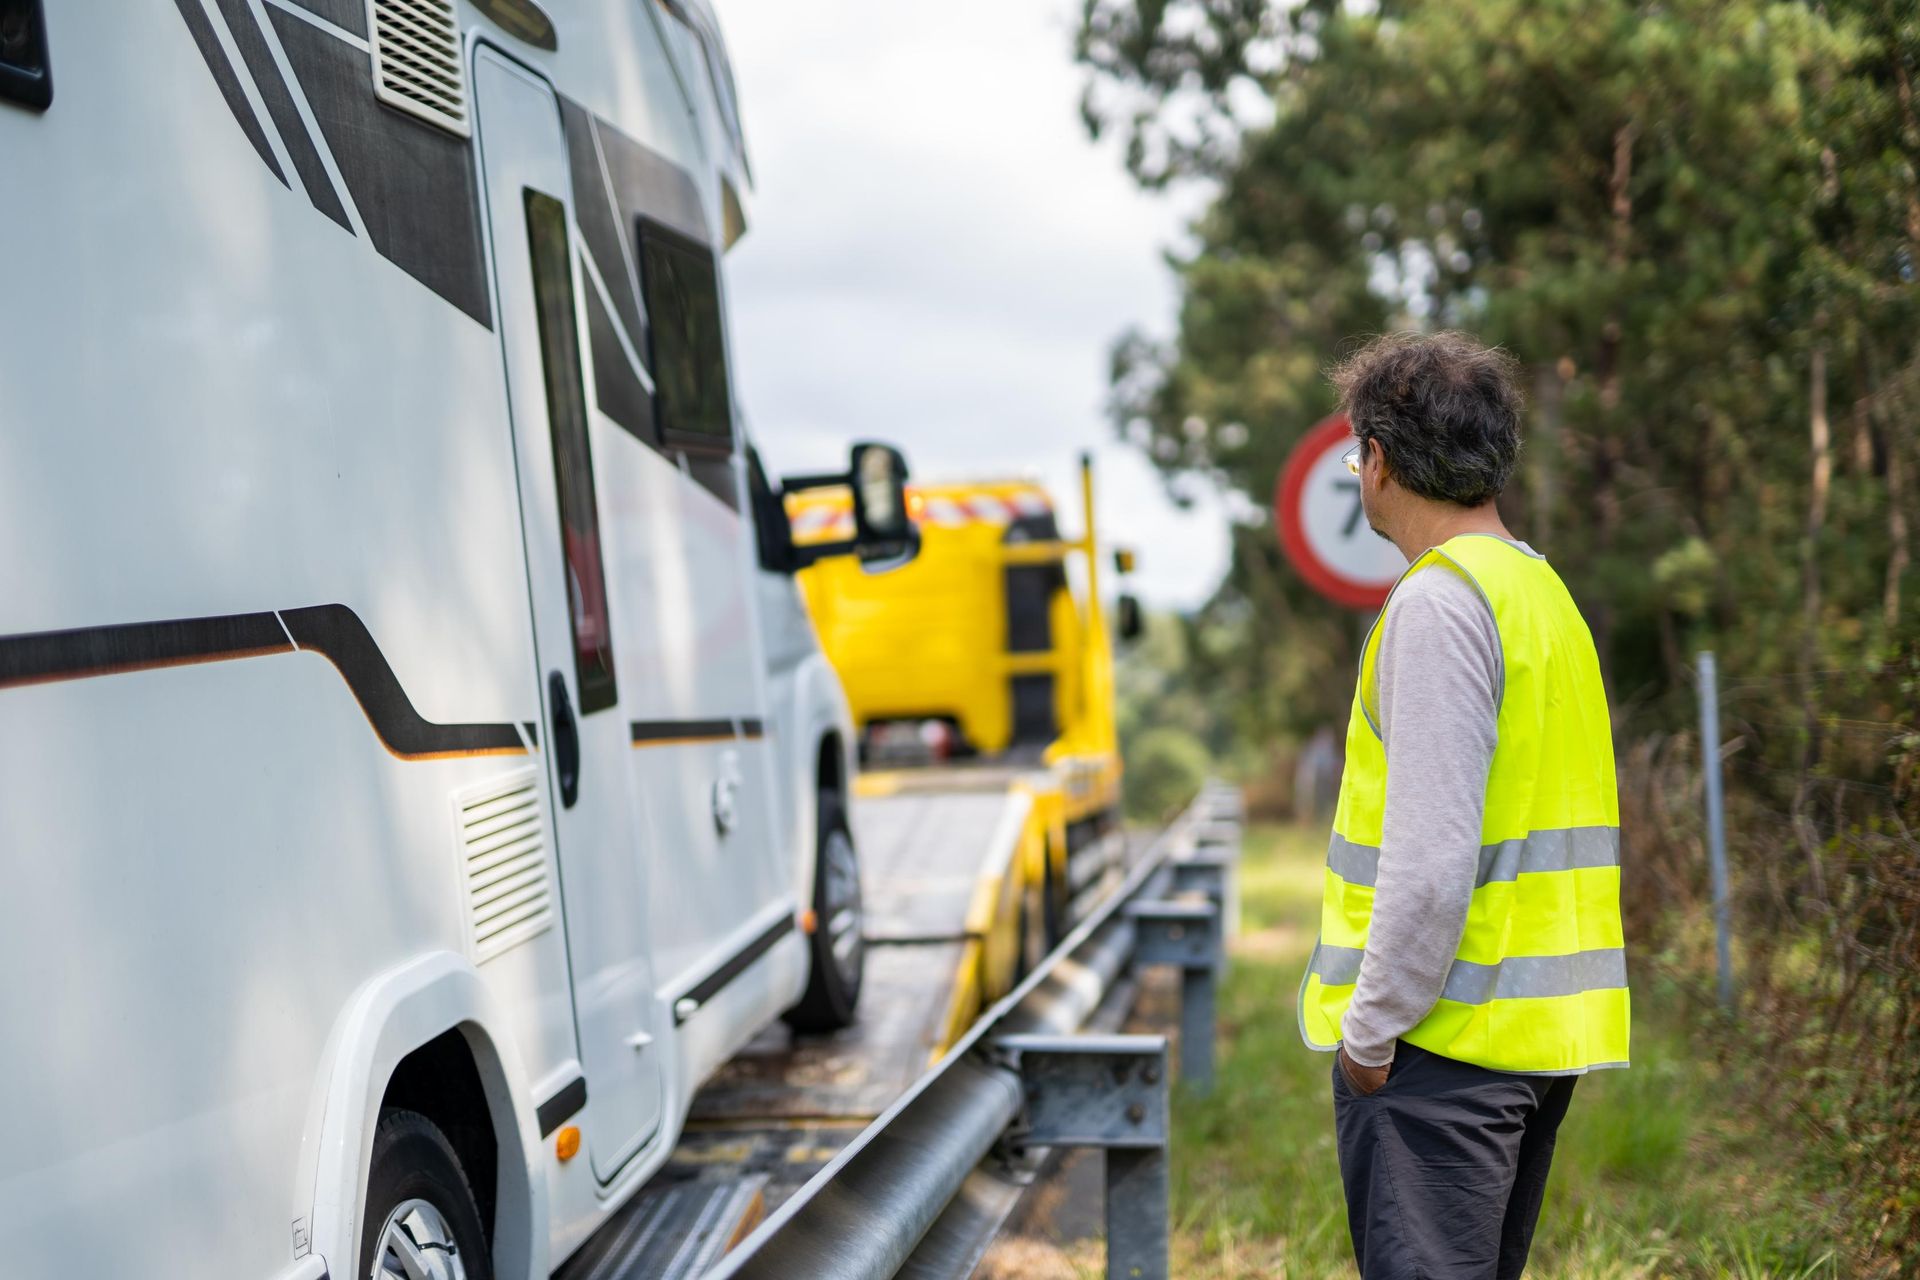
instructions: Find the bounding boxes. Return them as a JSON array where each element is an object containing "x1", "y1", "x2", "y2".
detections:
[{"x1": 707, "y1": 783, "x2": 1244, "y2": 1280}]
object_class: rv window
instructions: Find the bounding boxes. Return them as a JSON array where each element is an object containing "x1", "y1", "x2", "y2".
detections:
[
  {"x1": 637, "y1": 220, "x2": 733, "y2": 442},
  {"x1": 525, "y1": 188, "x2": 619, "y2": 714}
]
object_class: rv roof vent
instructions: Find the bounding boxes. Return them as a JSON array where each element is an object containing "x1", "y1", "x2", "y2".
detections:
[
  {"x1": 456, "y1": 769, "x2": 553, "y2": 961},
  {"x1": 370, "y1": 0, "x2": 470, "y2": 137}
]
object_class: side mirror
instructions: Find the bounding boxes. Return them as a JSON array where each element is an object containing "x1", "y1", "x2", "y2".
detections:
[
  {"x1": 850, "y1": 442, "x2": 911, "y2": 560},
  {"x1": 1117, "y1": 593, "x2": 1144, "y2": 642},
  {"x1": 781, "y1": 441, "x2": 921, "y2": 572}
]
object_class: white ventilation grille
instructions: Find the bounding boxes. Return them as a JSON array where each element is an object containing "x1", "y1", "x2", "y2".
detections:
[
  {"x1": 456, "y1": 770, "x2": 553, "y2": 961},
  {"x1": 369, "y1": 0, "x2": 470, "y2": 137}
]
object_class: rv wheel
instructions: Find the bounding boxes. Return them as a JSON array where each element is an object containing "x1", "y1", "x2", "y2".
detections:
[
  {"x1": 359, "y1": 1109, "x2": 493, "y2": 1280},
  {"x1": 785, "y1": 791, "x2": 864, "y2": 1032}
]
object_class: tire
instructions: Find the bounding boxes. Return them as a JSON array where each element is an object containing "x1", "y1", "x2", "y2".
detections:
[
  {"x1": 1040, "y1": 836, "x2": 1068, "y2": 950},
  {"x1": 359, "y1": 1109, "x2": 493, "y2": 1280},
  {"x1": 784, "y1": 790, "x2": 864, "y2": 1032}
]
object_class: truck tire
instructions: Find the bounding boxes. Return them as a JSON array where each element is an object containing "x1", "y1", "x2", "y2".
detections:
[
  {"x1": 359, "y1": 1108, "x2": 493, "y2": 1280},
  {"x1": 785, "y1": 791, "x2": 864, "y2": 1032},
  {"x1": 1041, "y1": 836, "x2": 1068, "y2": 950}
]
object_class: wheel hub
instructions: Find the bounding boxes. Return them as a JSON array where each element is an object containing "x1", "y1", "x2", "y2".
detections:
[{"x1": 371, "y1": 1198, "x2": 467, "y2": 1280}]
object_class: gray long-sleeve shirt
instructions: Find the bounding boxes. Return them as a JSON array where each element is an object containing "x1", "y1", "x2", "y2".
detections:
[{"x1": 1339, "y1": 543, "x2": 1527, "y2": 1067}]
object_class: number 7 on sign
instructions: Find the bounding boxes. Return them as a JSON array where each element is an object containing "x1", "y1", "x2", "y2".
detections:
[{"x1": 1333, "y1": 478, "x2": 1363, "y2": 538}]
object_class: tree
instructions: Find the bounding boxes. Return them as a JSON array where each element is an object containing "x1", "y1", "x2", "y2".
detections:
[{"x1": 1081, "y1": 0, "x2": 1916, "y2": 730}]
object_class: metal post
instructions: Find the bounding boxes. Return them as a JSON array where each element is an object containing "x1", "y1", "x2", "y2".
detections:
[
  {"x1": 1169, "y1": 854, "x2": 1233, "y2": 967},
  {"x1": 1129, "y1": 900, "x2": 1220, "y2": 1090},
  {"x1": 993, "y1": 1033, "x2": 1170, "y2": 1280},
  {"x1": 1696, "y1": 651, "x2": 1734, "y2": 1010},
  {"x1": 1104, "y1": 1148, "x2": 1170, "y2": 1280},
  {"x1": 1178, "y1": 966, "x2": 1215, "y2": 1087}
]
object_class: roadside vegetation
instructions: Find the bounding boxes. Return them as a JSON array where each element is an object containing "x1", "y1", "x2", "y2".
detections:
[{"x1": 1161, "y1": 824, "x2": 1881, "y2": 1279}]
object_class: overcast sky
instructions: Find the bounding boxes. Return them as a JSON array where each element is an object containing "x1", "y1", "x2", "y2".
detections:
[{"x1": 716, "y1": 0, "x2": 1231, "y2": 609}]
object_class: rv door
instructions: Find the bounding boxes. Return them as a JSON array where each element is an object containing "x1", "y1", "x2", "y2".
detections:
[{"x1": 473, "y1": 46, "x2": 664, "y2": 1179}]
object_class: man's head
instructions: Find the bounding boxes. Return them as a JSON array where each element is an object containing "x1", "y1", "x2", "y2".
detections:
[{"x1": 1329, "y1": 331, "x2": 1523, "y2": 543}]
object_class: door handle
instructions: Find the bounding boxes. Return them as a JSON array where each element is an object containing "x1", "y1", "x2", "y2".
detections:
[{"x1": 549, "y1": 670, "x2": 580, "y2": 808}]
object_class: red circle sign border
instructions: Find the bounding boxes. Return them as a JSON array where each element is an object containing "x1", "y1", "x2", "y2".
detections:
[{"x1": 1274, "y1": 412, "x2": 1396, "y2": 610}]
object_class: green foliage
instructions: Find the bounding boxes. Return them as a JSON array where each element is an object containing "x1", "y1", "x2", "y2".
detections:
[
  {"x1": 1122, "y1": 725, "x2": 1212, "y2": 821},
  {"x1": 1651, "y1": 536, "x2": 1717, "y2": 619},
  {"x1": 1080, "y1": 0, "x2": 1919, "y2": 740},
  {"x1": 1157, "y1": 826, "x2": 1880, "y2": 1279}
]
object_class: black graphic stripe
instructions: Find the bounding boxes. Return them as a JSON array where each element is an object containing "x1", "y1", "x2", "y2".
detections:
[
  {"x1": 212, "y1": 0, "x2": 353, "y2": 232},
  {"x1": 536, "y1": 1075, "x2": 587, "y2": 1137},
  {"x1": 283, "y1": 0, "x2": 366, "y2": 38},
  {"x1": 737, "y1": 718, "x2": 765, "y2": 739},
  {"x1": 674, "y1": 914, "x2": 798, "y2": 1023},
  {"x1": 0, "y1": 612, "x2": 292, "y2": 689},
  {"x1": 630, "y1": 718, "x2": 740, "y2": 746},
  {"x1": 561, "y1": 97, "x2": 647, "y2": 347},
  {"x1": 596, "y1": 112, "x2": 709, "y2": 245},
  {"x1": 173, "y1": 0, "x2": 288, "y2": 187},
  {"x1": 678, "y1": 446, "x2": 741, "y2": 514},
  {"x1": 271, "y1": 11, "x2": 494, "y2": 327},
  {"x1": 279, "y1": 605, "x2": 525, "y2": 759},
  {"x1": 2, "y1": 605, "x2": 526, "y2": 760},
  {"x1": 584, "y1": 275, "x2": 656, "y2": 446}
]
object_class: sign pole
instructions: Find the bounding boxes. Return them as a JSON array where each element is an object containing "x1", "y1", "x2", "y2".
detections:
[{"x1": 1695, "y1": 650, "x2": 1734, "y2": 1011}]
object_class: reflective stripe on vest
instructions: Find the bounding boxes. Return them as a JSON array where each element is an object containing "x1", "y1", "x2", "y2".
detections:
[
  {"x1": 1325, "y1": 826, "x2": 1620, "y2": 889},
  {"x1": 1297, "y1": 534, "x2": 1631, "y2": 1075}
]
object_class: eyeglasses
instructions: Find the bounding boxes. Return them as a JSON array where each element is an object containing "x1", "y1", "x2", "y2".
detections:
[{"x1": 1341, "y1": 444, "x2": 1362, "y2": 476}]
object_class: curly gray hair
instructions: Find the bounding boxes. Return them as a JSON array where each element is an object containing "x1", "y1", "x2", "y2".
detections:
[{"x1": 1329, "y1": 332, "x2": 1523, "y2": 507}]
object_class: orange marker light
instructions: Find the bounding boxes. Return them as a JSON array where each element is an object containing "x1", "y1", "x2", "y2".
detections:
[
  {"x1": 799, "y1": 909, "x2": 818, "y2": 935},
  {"x1": 556, "y1": 1126, "x2": 581, "y2": 1162}
]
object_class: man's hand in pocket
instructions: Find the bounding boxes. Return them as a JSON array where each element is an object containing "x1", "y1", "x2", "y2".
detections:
[{"x1": 1339, "y1": 1045, "x2": 1391, "y2": 1096}]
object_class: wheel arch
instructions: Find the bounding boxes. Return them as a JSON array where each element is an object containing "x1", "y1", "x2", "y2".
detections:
[
  {"x1": 786, "y1": 650, "x2": 856, "y2": 898},
  {"x1": 816, "y1": 728, "x2": 847, "y2": 806},
  {"x1": 301, "y1": 951, "x2": 546, "y2": 1280}
]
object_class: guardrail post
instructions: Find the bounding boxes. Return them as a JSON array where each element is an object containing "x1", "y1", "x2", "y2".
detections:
[
  {"x1": 1193, "y1": 798, "x2": 1241, "y2": 948},
  {"x1": 1127, "y1": 900, "x2": 1219, "y2": 1091},
  {"x1": 1168, "y1": 854, "x2": 1234, "y2": 969},
  {"x1": 993, "y1": 1033, "x2": 1170, "y2": 1280},
  {"x1": 1199, "y1": 784, "x2": 1244, "y2": 825}
]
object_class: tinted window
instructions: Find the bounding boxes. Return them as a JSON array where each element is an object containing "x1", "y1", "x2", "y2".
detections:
[
  {"x1": 525, "y1": 188, "x2": 618, "y2": 714},
  {"x1": 638, "y1": 219, "x2": 732, "y2": 441}
]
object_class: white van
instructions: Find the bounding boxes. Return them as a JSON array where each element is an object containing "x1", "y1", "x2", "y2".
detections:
[{"x1": 0, "y1": 3, "x2": 909, "y2": 1276}]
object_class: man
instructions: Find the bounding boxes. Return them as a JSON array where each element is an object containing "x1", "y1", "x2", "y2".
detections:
[{"x1": 1298, "y1": 332, "x2": 1629, "y2": 1280}]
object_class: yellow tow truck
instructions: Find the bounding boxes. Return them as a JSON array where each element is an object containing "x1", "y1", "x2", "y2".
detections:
[{"x1": 788, "y1": 454, "x2": 1139, "y2": 1049}]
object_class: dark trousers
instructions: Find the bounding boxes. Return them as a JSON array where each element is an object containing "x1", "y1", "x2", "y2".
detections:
[{"x1": 1332, "y1": 1041, "x2": 1577, "y2": 1280}]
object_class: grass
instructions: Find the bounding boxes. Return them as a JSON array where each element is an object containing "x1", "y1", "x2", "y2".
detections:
[{"x1": 1159, "y1": 824, "x2": 1865, "y2": 1279}]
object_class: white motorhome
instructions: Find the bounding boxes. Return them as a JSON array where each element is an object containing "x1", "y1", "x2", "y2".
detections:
[{"x1": 0, "y1": 3, "x2": 908, "y2": 1276}]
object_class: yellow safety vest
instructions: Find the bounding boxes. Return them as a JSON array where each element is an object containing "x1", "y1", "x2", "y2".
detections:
[{"x1": 1299, "y1": 534, "x2": 1630, "y2": 1074}]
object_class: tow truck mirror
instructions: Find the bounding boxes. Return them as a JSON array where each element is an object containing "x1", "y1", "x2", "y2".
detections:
[{"x1": 1116, "y1": 593, "x2": 1144, "y2": 643}]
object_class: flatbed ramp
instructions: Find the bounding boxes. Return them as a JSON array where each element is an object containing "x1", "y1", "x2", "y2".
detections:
[{"x1": 565, "y1": 776, "x2": 1069, "y2": 1279}]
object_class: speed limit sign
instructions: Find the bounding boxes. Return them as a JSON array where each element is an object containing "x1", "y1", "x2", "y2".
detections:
[{"x1": 1274, "y1": 413, "x2": 1408, "y2": 609}]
